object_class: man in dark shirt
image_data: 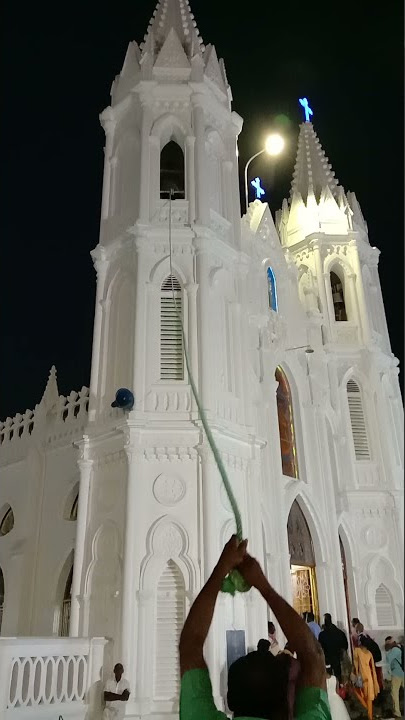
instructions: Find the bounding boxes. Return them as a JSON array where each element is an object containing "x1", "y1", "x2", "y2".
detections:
[{"x1": 318, "y1": 614, "x2": 348, "y2": 683}]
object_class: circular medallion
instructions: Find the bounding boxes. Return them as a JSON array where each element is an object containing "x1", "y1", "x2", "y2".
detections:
[
  {"x1": 363, "y1": 525, "x2": 387, "y2": 550},
  {"x1": 153, "y1": 473, "x2": 186, "y2": 506}
]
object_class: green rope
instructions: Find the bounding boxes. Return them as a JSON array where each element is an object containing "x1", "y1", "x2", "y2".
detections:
[{"x1": 168, "y1": 193, "x2": 249, "y2": 595}]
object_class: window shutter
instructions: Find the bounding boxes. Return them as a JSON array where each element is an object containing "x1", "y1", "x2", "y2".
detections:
[
  {"x1": 347, "y1": 380, "x2": 370, "y2": 460},
  {"x1": 160, "y1": 276, "x2": 184, "y2": 381},
  {"x1": 375, "y1": 584, "x2": 395, "y2": 626},
  {"x1": 154, "y1": 560, "x2": 185, "y2": 700}
]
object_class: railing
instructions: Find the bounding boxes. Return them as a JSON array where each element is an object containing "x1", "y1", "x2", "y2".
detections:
[
  {"x1": 0, "y1": 387, "x2": 90, "y2": 463},
  {"x1": 0, "y1": 636, "x2": 108, "y2": 720}
]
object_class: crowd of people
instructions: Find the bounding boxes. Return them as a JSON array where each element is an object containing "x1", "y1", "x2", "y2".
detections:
[{"x1": 101, "y1": 537, "x2": 403, "y2": 720}]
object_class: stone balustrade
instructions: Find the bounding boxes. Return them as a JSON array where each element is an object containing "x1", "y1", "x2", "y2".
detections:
[{"x1": 0, "y1": 636, "x2": 108, "y2": 720}]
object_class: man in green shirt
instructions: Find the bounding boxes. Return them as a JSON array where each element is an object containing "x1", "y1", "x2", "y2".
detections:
[{"x1": 179, "y1": 536, "x2": 331, "y2": 720}]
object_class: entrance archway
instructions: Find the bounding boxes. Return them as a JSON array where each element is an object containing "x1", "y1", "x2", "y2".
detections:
[{"x1": 287, "y1": 500, "x2": 319, "y2": 621}]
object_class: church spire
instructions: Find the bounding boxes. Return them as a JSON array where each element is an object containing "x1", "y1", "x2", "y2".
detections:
[
  {"x1": 291, "y1": 122, "x2": 339, "y2": 204},
  {"x1": 141, "y1": 0, "x2": 204, "y2": 60}
]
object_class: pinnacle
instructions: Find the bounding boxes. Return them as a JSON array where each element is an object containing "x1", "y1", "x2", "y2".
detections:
[
  {"x1": 290, "y1": 122, "x2": 339, "y2": 205},
  {"x1": 141, "y1": 0, "x2": 204, "y2": 60}
]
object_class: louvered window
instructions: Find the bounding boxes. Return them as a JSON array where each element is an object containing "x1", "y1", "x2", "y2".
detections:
[
  {"x1": 154, "y1": 560, "x2": 185, "y2": 700},
  {"x1": 347, "y1": 380, "x2": 370, "y2": 460},
  {"x1": 375, "y1": 584, "x2": 395, "y2": 626},
  {"x1": 160, "y1": 276, "x2": 184, "y2": 381}
]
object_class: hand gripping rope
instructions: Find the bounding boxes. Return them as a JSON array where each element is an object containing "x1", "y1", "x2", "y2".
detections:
[{"x1": 167, "y1": 192, "x2": 250, "y2": 595}]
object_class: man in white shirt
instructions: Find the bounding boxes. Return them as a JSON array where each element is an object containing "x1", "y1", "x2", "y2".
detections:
[{"x1": 103, "y1": 663, "x2": 130, "y2": 720}]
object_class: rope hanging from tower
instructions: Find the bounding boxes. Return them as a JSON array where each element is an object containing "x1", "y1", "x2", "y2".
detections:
[{"x1": 167, "y1": 190, "x2": 250, "y2": 595}]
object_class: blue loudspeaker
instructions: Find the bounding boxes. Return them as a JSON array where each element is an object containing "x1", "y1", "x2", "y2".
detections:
[{"x1": 111, "y1": 388, "x2": 135, "y2": 411}]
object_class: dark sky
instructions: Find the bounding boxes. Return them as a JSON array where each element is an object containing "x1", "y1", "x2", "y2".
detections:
[{"x1": 0, "y1": 0, "x2": 403, "y2": 418}]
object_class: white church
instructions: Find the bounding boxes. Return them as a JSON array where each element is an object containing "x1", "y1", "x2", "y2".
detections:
[{"x1": 0, "y1": 0, "x2": 403, "y2": 717}]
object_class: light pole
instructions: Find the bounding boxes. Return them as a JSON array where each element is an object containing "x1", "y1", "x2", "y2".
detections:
[{"x1": 243, "y1": 133, "x2": 285, "y2": 212}]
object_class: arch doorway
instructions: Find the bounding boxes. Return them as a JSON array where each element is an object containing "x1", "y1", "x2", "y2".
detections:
[{"x1": 287, "y1": 500, "x2": 319, "y2": 621}]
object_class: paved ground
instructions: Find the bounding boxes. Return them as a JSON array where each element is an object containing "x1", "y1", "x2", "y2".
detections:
[{"x1": 344, "y1": 682, "x2": 404, "y2": 719}]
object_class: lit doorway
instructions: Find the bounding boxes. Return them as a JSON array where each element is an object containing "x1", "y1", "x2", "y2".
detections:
[{"x1": 288, "y1": 501, "x2": 319, "y2": 621}]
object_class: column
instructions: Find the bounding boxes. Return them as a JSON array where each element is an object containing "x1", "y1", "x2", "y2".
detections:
[
  {"x1": 135, "y1": 590, "x2": 154, "y2": 715},
  {"x1": 192, "y1": 95, "x2": 208, "y2": 226},
  {"x1": 349, "y1": 243, "x2": 372, "y2": 344},
  {"x1": 100, "y1": 116, "x2": 116, "y2": 220},
  {"x1": 222, "y1": 160, "x2": 233, "y2": 223},
  {"x1": 312, "y1": 242, "x2": 330, "y2": 343},
  {"x1": 345, "y1": 271, "x2": 362, "y2": 339},
  {"x1": 88, "y1": 255, "x2": 108, "y2": 420},
  {"x1": 185, "y1": 135, "x2": 195, "y2": 224},
  {"x1": 138, "y1": 103, "x2": 152, "y2": 223},
  {"x1": 185, "y1": 282, "x2": 199, "y2": 414},
  {"x1": 121, "y1": 437, "x2": 139, "y2": 670},
  {"x1": 70, "y1": 456, "x2": 93, "y2": 636}
]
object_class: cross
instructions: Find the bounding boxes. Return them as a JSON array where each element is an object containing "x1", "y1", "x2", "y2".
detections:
[
  {"x1": 299, "y1": 97, "x2": 313, "y2": 123},
  {"x1": 251, "y1": 176, "x2": 265, "y2": 200}
]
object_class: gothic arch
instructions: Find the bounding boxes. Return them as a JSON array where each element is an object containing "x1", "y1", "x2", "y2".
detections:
[
  {"x1": 149, "y1": 256, "x2": 187, "y2": 288},
  {"x1": 275, "y1": 364, "x2": 305, "y2": 480},
  {"x1": 63, "y1": 480, "x2": 79, "y2": 521},
  {"x1": 285, "y1": 490, "x2": 328, "y2": 566},
  {"x1": 140, "y1": 516, "x2": 197, "y2": 592},
  {"x1": 364, "y1": 555, "x2": 403, "y2": 626},
  {"x1": 84, "y1": 522, "x2": 122, "y2": 639},
  {"x1": 338, "y1": 523, "x2": 358, "y2": 622},
  {"x1": 53, "y1": 549, "x2": 74, "y2": 636},
  {"x1": 150, "y1": 113, "x2": 191, "y2": 151},
  {"x1": 324, "y1": 254, "x2": 352, "y2": 277}
]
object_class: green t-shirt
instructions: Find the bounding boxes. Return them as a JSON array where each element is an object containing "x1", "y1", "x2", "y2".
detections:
[{"x1": 180, "y1": 668, "x2": 331, "y2": 720}]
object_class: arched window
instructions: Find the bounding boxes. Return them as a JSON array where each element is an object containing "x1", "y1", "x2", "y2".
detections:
[
  {"x1": 375, "y1": 584, "x2": 395, "y2": 626},
  {"x1": 59, "y1": 564, "x2": 73, "y2": 637},
  {"x1": 275, "y1": 367, "x2": 298, "y2": 478},
  {"x1": 267, "y1": 267, "x2": 278, "y2": 312},
  {"x1": 160, "y1": 141, "x2": 185, "y2": 199},
  {"x1": 70, "y1": 494, "x2": 78, "y2": 521},
  {"x1": 0, "y1": 567, "x2": 4, "y2": 633},
  {"x1": 63, "y1": 484, "x2": 79, "y2": 521},
  {"x1": 154, "y1": 560, "x2": 185, "y2": 701},
  {"x1": 347, "y1": 380, "x2": 370, "y2": 460},
  {"x1": 160, "y1": 276, "x2": 184, "y2": 381},
  {"x1": 0, "y1": 506, "x2": 14, "y2": 536},
  {"x1": 330, "y1": 270, "x2": 347, "y2": 321}
]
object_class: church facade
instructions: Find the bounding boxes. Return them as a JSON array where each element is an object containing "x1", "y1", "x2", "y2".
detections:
[{"x1": 0, "y1": 0, "x2": 403, "y2": 718}]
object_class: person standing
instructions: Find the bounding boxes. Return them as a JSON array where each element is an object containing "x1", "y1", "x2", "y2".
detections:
[
  {"x1": 307, "y1": 611, "x2": 322, "y2": 640},
  {"x1": 385, "y1": 636, "x2": 404, "y2": 718},
  {"x1": 319, "y1": 614, "x2": 348, "y2": 683},
  {"x1": 356, "y1": 623, "x2": 383, "y2": 692},
  {"x1": 352, "y1": 638, "x2": 380, "y2": 720},
  {"x1": 326, "y1": 666, "x2": 350, "y2": 720},
  {"x1": 103, "y1": 663, "x2": 130, "y2": 720}
]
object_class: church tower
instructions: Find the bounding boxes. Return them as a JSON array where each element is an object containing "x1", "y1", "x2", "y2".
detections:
[
  {"x1": 276, "y1": 121, "x2": 404, "y2": 628},
  {"x1": 71, "y1": 1, "x2": 265, "y2": 716}
]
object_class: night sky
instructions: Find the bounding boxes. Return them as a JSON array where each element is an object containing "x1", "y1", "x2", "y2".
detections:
[{"x1": 0, "y1": 0, "x2": 403, "y2": 419}]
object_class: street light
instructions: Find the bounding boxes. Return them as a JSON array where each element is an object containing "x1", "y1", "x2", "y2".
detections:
[{"x1": 244, "y1": 133, "x2": 285, "y2": 212}]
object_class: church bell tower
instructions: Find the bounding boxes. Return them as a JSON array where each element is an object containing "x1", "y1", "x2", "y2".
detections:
[{"x1": 70, "y1": 2, "x2": 267, "y2": 717}]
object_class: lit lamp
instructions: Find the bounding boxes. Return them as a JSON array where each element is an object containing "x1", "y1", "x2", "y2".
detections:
[{"x1": 244, "y1": 133, "x2": 285, "y2": 212}]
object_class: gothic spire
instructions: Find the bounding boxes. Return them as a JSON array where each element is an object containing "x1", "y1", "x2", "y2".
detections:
[
  {"x1": 141, "y1": 0, "x2": 204, "y2": 60},
  {"x1": 291, "y1": 122, "x2": 339, "y2": 204}
]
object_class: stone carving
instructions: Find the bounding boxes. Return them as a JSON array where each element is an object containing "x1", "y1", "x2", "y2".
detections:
[
  {"x1": 363, "y1": 525, "x2": 387, "y2": 550},
  {"x1": 153, "y1": 523, "x2": 184, "y2": 559},
  {"x1": 153, "y1": 473, "x2": 186, "y2": 506}
]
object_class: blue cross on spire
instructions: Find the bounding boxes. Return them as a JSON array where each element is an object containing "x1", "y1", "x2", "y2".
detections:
[
  {"x1": 251, "y1": 176, "x2": 265, "y2": 200},
  {"x1": 299, "y1": 97, "x2": 313, "y2": 123}
]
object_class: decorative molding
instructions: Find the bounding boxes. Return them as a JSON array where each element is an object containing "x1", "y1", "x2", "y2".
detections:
[{"x1": 153, "y1": 473, "x2": 186, "y2": 506}]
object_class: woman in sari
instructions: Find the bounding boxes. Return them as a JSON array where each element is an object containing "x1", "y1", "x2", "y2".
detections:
[{"x1": 352, "y1": 638, "x2": 380, "y2": 720}]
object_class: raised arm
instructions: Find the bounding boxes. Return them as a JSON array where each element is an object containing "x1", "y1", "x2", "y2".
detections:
[
  {"x1": 179, "y1": 536, "x2": 247, "y2": 676},
  {"x1": 239, "y1": 554, "x2": 326, "y2": 690}
]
